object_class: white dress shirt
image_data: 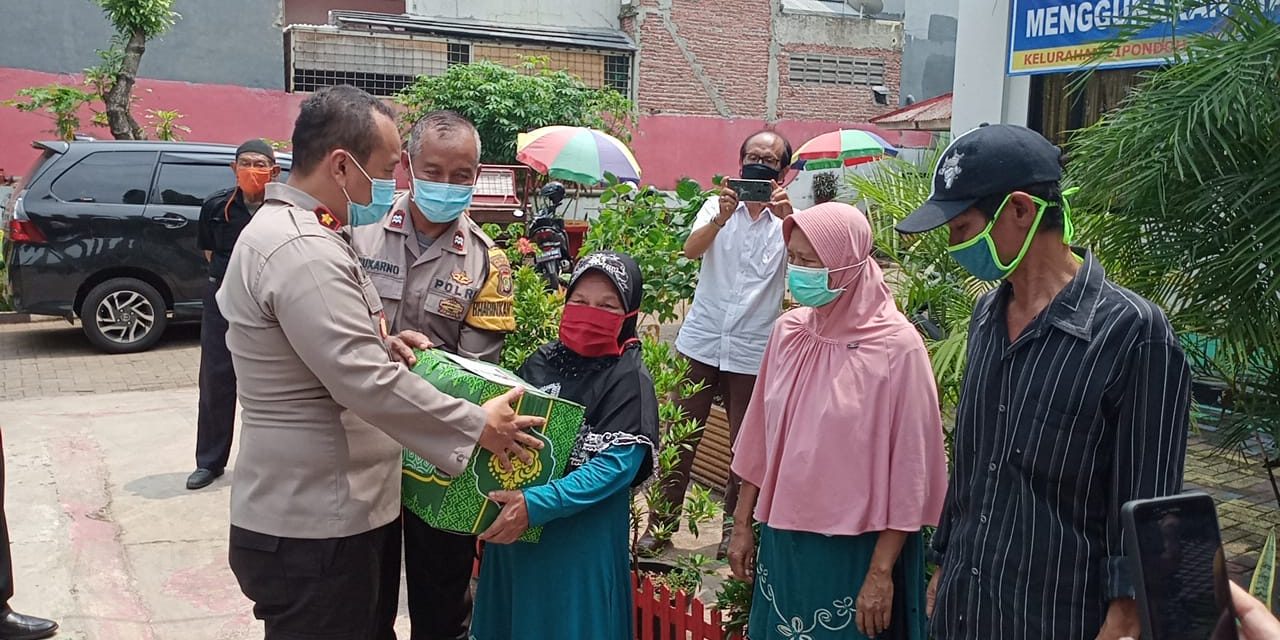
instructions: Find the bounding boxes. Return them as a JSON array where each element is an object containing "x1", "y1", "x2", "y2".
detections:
[{"x1": 675, "y1": 198, "x2": 787, "y2": 375}]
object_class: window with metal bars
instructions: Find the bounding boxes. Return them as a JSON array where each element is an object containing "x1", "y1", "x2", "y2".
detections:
[
  {"x1": 604, "y1": 54, "x2": 632, "y2": 95},
  {"x1": 288, "y1": 28, "x2": 448, "y2": 96},
  {"x1": 287, "y1": 27, "x2": 621, "y2": 96},
  {"x1": 292, "y1": 69, "x2": 418, "y2": 97},
  {"x1": 448, "y1": 42, "x2": 471, "y2": 67},
  {"x1": 788, "y1": 54, "x2": 886, "y2": 86}
]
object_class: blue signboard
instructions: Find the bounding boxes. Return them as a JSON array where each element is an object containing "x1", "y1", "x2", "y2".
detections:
[{"x1": 1008, "y1": 0, "x2": 1279, "y2": 75}]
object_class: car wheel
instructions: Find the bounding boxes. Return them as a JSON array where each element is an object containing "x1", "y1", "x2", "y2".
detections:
[{"x1": 80, "y1": 277, "x2": 169, "y2": 354}]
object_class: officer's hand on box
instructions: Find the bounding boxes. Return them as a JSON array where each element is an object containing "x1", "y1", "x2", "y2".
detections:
[
  {"x1": 386, "y1": 330, "x2": 434, "y2": 366},
  {"x1": 479, "y1": 386, "x2": 545, "y2": 472}
]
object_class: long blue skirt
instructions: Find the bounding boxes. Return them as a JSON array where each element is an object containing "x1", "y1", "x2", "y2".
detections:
[
  {"x1": 749, "y1": 525, "x2": 928, "y2": 640},
  {"x1": 470, "y1": 490, "x2": 633, "y2": 640}
]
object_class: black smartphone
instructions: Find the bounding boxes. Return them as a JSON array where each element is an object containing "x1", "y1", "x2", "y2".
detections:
[
  {"x1": 1122, "y1": 492, "x2": 1238, "y2": 640},
  {"x1": 727, "y1": 178, "x2": 774, "y2": 203}
]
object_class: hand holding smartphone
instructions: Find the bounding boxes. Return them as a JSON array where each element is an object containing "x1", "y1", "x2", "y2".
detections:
[{"x1": 727, "y1": 178, "x2": 774, "y2": 203}]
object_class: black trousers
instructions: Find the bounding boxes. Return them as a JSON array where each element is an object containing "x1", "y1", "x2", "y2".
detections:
[
  {"x1": 0, "y1": 429, "x2": 14, "y2": 608},
  {"x1": 402, "y1": 510, "x2": 476, "y2": 640},
  {"x1": 229, "y1": 519, "x2": 401, "y2": 640},
  {"x1": 196, "y1": 278, "x2": 237, "y2": 471}
]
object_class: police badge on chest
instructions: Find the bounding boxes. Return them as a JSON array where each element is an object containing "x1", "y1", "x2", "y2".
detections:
[{"x1": 428, "y1": 275, "x2": 476, "y2": 321}]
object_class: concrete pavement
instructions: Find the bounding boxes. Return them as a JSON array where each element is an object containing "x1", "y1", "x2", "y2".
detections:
[
  {"x1": 0, "y1": 317, "x2": 421, "y2": 638},
  {"x1": 2, "y1": 388, "x2": 265, "y2": 639}
]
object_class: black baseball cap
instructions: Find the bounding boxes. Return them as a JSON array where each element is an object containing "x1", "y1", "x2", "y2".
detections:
[{"x1": 896, "y1": 124, "x2": 1063, "y2": 234}]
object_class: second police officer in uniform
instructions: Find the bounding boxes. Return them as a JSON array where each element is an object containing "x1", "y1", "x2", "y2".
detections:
[{"x1": 351, "y1": 110, "x2": 516, "y2": 640}]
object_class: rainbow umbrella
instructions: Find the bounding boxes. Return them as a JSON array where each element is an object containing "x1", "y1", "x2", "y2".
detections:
[
  {"x1": 791, "y1": 129, "x2": 898, "y2": 171},
  {"x1": 516, "y1": 126, "x2": 641, "y2": 185}
]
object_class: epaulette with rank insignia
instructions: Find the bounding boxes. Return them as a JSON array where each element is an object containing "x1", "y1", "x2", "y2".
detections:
[{"x1": 314, "y1": 206, "x2": 343, "y2": 231}]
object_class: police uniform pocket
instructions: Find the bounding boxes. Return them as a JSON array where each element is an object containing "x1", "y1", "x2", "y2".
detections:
[
  {"x1": 366, "y1": 272, "x2": 403, "y2": 303},
  {"x1": 424, "y1": 290, "x2": 467, "y2": 322}
]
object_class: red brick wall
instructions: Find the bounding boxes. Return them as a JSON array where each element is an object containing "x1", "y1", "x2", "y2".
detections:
[
  {"x1": 629, "y1": 0, "x2": 900, "y2": 122},
  {"x1": 776, "y1": 44, "x2": 903, "y2": 121},
  {"x1": 630, "y1": 0, "x2": 772, "y2": 117}
]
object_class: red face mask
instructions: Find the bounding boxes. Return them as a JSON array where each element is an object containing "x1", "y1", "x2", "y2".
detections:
[{"x1": 559, "y1": 303, "x2": 635, "y2": 358}]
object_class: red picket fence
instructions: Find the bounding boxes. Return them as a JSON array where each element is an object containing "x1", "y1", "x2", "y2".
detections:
[
  {"x1": 473, "y1": 546, "x2": 743, "y2": 640},
  {"x1": 632, "y1": 572, "x2": 744, "y2": 640}
]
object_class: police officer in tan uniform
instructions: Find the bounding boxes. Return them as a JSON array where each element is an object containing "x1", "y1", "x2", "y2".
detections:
[
  {"x1": 216, "y1": 86, "x2": 542, "y2": 640},
  {"x1": 352, "y1": 111, "x2": 514, "y2": 640}
]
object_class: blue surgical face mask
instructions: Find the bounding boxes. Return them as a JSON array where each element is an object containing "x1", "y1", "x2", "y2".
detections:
[
  {"x1": 408, "y1": 156, "x2": 474, "y2": 224},
  {"x1": 340, "y1": 151, "x2": 396, "y2": 227},
  {"x1": 786, "y1": 260, "x2": 864, "y2": 308}
]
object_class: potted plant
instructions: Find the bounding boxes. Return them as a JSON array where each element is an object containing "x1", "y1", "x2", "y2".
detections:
[{"x1": 812, "y1": 170, "x2": 840, "y2": 205}]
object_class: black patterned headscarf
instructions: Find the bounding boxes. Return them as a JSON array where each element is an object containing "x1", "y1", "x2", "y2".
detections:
[
  {"x1": 566, "y1": 251, "x2": 644, "y2": 349},
  {"x1": 521, "y1": 251, "x2": 659, "y2": 484}
]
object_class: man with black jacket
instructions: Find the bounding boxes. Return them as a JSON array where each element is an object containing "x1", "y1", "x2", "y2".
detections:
[{"x1": 186, "y1": 140, "x2": 279, "y2": 491}]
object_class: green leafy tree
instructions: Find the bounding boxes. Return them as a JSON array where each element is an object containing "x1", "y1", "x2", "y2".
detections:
[
  {"x1": 6, "y1": 1, "x2": 181, "y2": 141},
  {"x1": 145, "y1": 108, "x2": 189, "y2": 141},
  {"x1": 396, "y1": 57, "x2": 634, "y2": 165},
  {"x1": 500, "y1": 266, "x2": 564, "y2": 371},
  {"x1": 3, "y1": 85, "x2": 95, "y2": 141},
  {"x1": 94, "y1": 0, "x2": 179, "y2": 140},
  {"x1": 582, "y1": 177, "x2": 712, "y2": 328},
  {"x1": 633, "y1": 338, "x2": 714, "y2": 561},
  {"x1": 1068, "y1": 0, "x2": 1280, "y2": 457}
]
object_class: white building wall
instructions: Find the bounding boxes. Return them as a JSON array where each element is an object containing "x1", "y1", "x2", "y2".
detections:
[
  {"x1": 950, "y1": 0, "x2": 1031, "y2": 137},
  {"x1": 407, "y1": 0, "x2": 622, "y2": 31}
]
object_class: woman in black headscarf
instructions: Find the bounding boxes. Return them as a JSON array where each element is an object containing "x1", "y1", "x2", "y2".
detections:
[{"x1": 470, "y1": 251, "x2": 660, "y2": 640}]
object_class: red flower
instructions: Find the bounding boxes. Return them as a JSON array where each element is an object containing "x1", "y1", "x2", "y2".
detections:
[{"x1": 517, "y1": 237, "x2": 535, "y2": 255}]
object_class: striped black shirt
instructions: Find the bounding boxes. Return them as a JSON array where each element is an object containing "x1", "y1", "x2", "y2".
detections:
[{"x1": 930, "y1": 251, "x2": 1191, "y2": 640}]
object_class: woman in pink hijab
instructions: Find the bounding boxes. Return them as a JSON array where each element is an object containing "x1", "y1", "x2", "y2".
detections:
[{"x1": 728, "y1": 202, "x2": 948, "y2": 640}]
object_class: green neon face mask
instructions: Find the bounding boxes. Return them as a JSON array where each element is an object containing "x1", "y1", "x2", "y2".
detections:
[{"x1": 946, "y1": 188, "x2": 1077, "y2": 281}]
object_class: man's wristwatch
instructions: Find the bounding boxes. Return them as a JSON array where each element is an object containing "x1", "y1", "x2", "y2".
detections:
[{"x1": 711, "y1": 215, "x2": 727, "y2": 228}]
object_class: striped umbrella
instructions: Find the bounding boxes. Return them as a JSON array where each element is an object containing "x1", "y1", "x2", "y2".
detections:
[
  {"x1": 791, "y1": 129, "x2": 898, "y2": 171},
  {"x1": 516, "y1": 126, "x2": 641, "y2": 185}
]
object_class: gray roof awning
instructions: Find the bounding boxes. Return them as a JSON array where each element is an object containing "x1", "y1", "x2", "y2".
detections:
[{"x1": 328, "y1": 11, "x2": 637, "y2": 52}]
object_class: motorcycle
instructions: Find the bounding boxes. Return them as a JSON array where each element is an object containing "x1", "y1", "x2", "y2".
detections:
[{"x1": 517, "y1": 182, "x2": 573, "y2": 292}]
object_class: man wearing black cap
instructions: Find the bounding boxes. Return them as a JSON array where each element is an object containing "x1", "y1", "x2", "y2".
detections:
[
  {"x1": 898, "y1": 124, "x2": 1191, "y2": 639},
  {"x1": 187, "y1": 139, "x2": 280, "y2": 491}
]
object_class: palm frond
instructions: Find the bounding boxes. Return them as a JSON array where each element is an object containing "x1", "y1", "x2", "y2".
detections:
[{"x1": 1068, "y1": 0, "x2": 1280, "y2": 456}]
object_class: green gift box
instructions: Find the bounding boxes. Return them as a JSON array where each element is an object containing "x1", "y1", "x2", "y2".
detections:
[{"x1": 401, "y1": 349, "x2": 584, "y2": 543}]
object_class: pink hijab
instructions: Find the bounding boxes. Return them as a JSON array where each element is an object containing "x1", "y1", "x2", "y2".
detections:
[{"x1": 731, "y1": 202, "x2": 948, "y2": 536}]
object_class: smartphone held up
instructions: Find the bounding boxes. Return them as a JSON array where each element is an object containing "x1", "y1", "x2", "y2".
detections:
[
  {"x1": 1123, "y1": 492, "x2": 1239, "y2": 640},
  {"x1": 727, "y1": 178, "x2": 774, "y2": 203}
]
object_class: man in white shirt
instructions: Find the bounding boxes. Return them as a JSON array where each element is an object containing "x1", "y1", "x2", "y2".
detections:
[{"x1": 638, "y1": 131, "x2": 794, "y2": 559}]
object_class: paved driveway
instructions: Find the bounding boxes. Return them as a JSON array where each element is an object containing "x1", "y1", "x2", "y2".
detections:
[{"x1": 0, "y1": 320, "x2": 201, "y2": 401}]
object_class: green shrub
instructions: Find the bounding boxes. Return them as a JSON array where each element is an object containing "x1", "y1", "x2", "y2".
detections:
[{"x1": 397, "y1": 58, "x2": 634, "y2": 165}]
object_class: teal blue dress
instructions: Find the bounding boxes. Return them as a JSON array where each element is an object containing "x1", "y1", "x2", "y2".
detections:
[
  {"x1": 471, "y1": 336, "x2": 659, "y2": 640},
  {"x1": 470, "y1": 445, "x2": 645, "y2": 640},
  {"x1": 749, "y1": 525, "x2": 928, "y2": 640}
]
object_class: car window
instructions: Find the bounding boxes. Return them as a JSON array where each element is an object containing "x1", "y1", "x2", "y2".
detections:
[
  {"x1": 50, "y1": 151, "x2": 156, "y2": 205},
  {"x1": 153, "y1": 163, "x2": 235, "y2": 206}
]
